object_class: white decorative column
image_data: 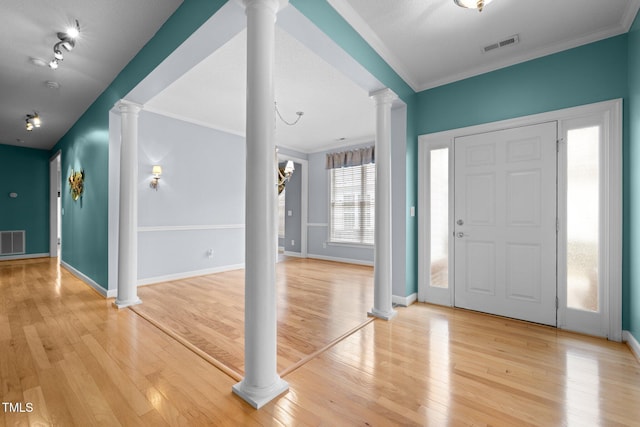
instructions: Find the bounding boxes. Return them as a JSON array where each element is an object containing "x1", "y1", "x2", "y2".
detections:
[
  {"x1": 114, "y1": 100, "x2": 142, "y2": 309},
  {"x1": 232, "y1": 0, "x2": 289, "y2": 409},
  {"x1": 368, "y1": 88, "x2": 398, "y2": 321}
]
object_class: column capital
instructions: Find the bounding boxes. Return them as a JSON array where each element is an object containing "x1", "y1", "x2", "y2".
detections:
[
  {"x1": 235, "y1": 0, "x2": 289, "y2": 14},
  {"x1": 370, "y1": 88, "x2": 398, "y2": 106},
  {"x1": 116, "y1": 100, "x2": 143, "y2": 115}
]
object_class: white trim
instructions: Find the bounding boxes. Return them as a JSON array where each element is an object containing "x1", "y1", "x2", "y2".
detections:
[
  {"x1": 278, "y1": 153, "x2": 309, "y2": 258},
  {"x1": 0, "y1": 253, "x2": 49, "y2": 261},
  {"x1": 607, "y1": 101, "x2": 623, "y2": 342},
  {"x1": 137, "y1": 263, "x2": 245, "y2": 286},
  {"x1": 307, "y1": 253, "x2": 373, "y2": 266},
  {"x1": 418, "y1": 99, "x2": 623, "y2": 340},
  {"x1": 138, "y1": 224, "x2": 244, "y2": 232},
  {"x1": 556, "y1": 100, "x2": 623, "y2": 340},
  {"x1": 307, "y1": 223, "x2": 328, "y2": 227},
  {"x1": 623, "y1": 331, "x2": 640, "y2": 362},
  {"x1": 392, "y1": 293, "x2": 417, "y2": 307},
  {"x1": 283, "y1": 251, "x2": 304, "y2": 258},
  {"x1": 142, "y1": 105, "x2": 246, "y2": 138},
  {"x1": 49, "y1": 150, "x2": 61, "y2": 258},
  {"x1": 60, "y1": 261, "x2": 112, "y2": 298},
  {"x1": 417, "y1": 137, "x2": 454, "y2": 307}
]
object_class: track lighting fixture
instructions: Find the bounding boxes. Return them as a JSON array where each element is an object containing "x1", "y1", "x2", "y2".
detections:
[
  {"x1": 25, "y1": 113, "x2": 41, "y2": 131},
  {"x1": 48, "y1": 20, "x2": 80, "y2": 70}
]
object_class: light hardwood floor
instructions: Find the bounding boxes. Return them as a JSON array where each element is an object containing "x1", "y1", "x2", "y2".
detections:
[
  {"x1": 1, "y1": 257, "x2": 640, "y2": 426},
  {"x1": 133, "y1": 258, "x2": 374, "y2": 378}
]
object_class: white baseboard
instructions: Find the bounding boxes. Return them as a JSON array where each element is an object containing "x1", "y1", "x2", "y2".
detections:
[
  {"x1": 392, "y1": 293, "x2": 417, "y2": 307},
  {"x1": 137, "y1": 263, "x2": 245, "y2": 287},
  {"x1": 283, "y1": 251, "x2": 304, "y2": 258},
  {"x1": 60, "y1": 261, "x2": 110, "y2": 298},
  {"x1": 623, "y1": 330, "x2": 640, "y2": 362},
  {"x1": 0, "y1": 253, "x2": 49, "y2": 261},
  {"x1": 307, "y1": 253, "x2": 373, "y2": 266}
]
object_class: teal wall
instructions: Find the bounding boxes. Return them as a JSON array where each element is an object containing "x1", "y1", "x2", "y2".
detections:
[
  {"x1": 291, "y1": 0, "x2": 419, "y2": 296},
  {"x1": 417, "y1": 35, "x2": 628, "y2": 134},
  {"x1": 51, "y1": 0, "x2": 228, "y2": 288},
  {"x1": 627, "y1": 15, "x2": 640, "y2": 340},
  {"x1": 0, "y1": 145, "x2": 49, "y2": 256}
]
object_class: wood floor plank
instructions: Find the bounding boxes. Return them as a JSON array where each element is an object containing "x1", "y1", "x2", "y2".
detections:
[
  {"x1": 23, "y1": 385, "x2": 51, "y2": 426},
  {"x1": 58, "y1": 350, "x2": 122, "y2": 426}
]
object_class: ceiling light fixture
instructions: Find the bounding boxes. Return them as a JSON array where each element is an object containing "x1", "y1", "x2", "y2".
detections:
[
  {"x1": 275, "y1": 102, "x2": 304, "y2": 126},
  {"x1": 48, "y1": 19, "x2": 80, "y2": 70},
  {"x1": 454, "y1": 0, "x2": 494, "y2": 12},
  {"x1": 25, "y1": 113, "x2": 41, "y2": 131}
]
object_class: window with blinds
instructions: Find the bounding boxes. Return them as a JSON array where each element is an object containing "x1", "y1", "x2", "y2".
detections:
[{"x1": 329, "y1": 163, "x2": 375, "y2": 245}]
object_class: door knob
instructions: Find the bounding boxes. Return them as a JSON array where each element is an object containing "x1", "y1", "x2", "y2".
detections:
[{"x1": 456, "y1": 232, "x2": 465, "y2": 238}]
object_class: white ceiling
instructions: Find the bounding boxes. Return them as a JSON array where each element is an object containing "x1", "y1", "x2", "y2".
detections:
[
  {"x1": 145, "y1": 26, "x2": 376, "y2": 154},
  {"x1": 1, "y1": 0, "x2": 639, "y2": 152}
]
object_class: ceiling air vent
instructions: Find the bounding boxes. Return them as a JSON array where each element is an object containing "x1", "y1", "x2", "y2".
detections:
[{"x1": 482, "y1": 34, "x2": 519, "y2": 53}]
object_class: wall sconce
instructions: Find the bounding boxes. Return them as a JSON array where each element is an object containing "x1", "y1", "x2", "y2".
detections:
[{"x1": 150, "y1": 165, "x2": 162, "y2": 190}]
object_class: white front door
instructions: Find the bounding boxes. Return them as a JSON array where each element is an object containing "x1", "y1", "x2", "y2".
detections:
[{"x1": 453, "y1": 122, "x2": 558, "y2": 326}]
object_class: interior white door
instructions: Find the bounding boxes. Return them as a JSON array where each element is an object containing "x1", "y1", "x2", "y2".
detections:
[{"x1": 454, "y1": 122, "x2": 557, "y2": 326}]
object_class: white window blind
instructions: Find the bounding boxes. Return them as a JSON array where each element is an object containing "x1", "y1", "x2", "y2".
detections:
[{"x1": 330, "y1": 163, "x2": 375, "y2": 245}]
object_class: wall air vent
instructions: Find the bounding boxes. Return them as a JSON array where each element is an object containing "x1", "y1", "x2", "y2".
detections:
[
  {"x1": 0, "y1": 230, "x2": 25, "y2": 255},
  {"x1": 482, "y1": 34, "x2": 520, "y2": 53}
]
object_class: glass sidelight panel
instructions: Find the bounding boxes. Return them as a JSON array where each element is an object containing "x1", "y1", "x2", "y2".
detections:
[
  {"x1": 430, "y1": 148, "x2": 449, "y2": 288},
  {"x1": 566, "y1": 126, "x2": 600, "y2": 312}
]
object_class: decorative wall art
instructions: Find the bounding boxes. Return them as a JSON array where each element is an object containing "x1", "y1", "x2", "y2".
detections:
[{"x1": 69, "y1": 169, "x2": 85, "y2": 201}]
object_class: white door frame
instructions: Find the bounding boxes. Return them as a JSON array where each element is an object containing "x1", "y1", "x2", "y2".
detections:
[
  {"x1": 49, "y1": 150, "x2": 61, "y2": 258},
  {"x1": 418, "y1": 99, "x2": 622, "y2": 341},
  {"x1": 277, "y1": 152, "x2": 308, "y2": 258}
]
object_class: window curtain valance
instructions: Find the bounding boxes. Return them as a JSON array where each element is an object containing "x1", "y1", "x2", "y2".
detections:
[{"x1": 325, "y1": 146, "x2": 375, "y2": 169}]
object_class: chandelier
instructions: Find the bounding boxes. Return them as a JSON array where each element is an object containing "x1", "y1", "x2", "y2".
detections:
[{"x1": 454, "y1": 0, "x2": 494, "y2": 12}]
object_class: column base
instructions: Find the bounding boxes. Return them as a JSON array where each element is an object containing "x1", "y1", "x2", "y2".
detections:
[
  {"x1": 368, "y1": 307, "x2": 398, "y2": 321},
  {"x1": 232, "y1": 377, "x2": 289, "y2": 409},
  {"x1": 113, "y1": 297, "x2": 142, "y2": 309}
]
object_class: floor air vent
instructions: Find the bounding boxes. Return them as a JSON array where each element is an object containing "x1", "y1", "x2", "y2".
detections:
[
  {"x1": 483, "y1": 34, "x2": 520, "y2": 53},
  {"x1": 0, "y1": 230, "x2": 25, "y2": 255}
]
